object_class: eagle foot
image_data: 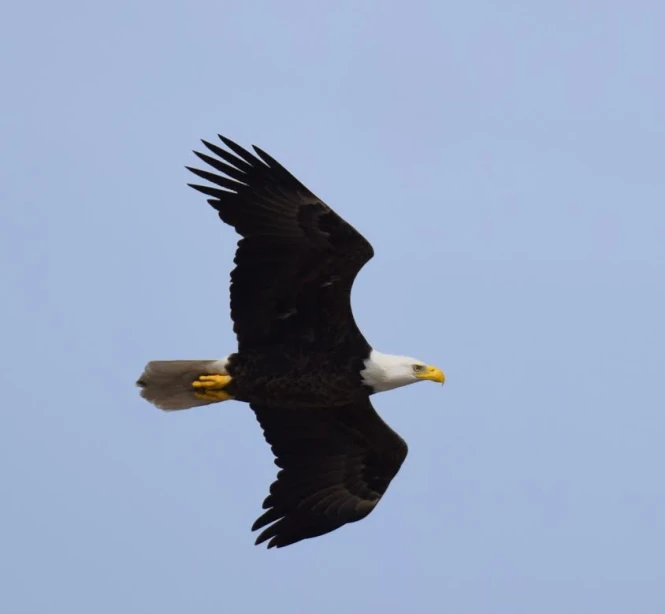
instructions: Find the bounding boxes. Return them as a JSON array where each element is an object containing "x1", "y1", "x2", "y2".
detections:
[
  {"x1": 192, "y1": 374, "x2": 232, "y2": 390},
  {"x1": 194, "y1": 390, "x2": 233, "y2": 402},
  {"x1": 192, "y1": 374, "x2": 233, "y2": 402}
]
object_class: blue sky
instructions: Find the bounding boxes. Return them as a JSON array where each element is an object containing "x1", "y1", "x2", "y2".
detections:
[{"x1": 2, "y1": 1, "x2": 664, "y2": 612}]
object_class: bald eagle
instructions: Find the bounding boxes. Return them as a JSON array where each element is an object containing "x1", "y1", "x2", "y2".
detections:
[{"x1": 137, "y1": 135, "x2": 445, "y2": 549}]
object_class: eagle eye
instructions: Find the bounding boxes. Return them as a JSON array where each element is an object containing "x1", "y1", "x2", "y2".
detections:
[{"x1": 412, "y1": 364, "x2": 425, "y2": 373}]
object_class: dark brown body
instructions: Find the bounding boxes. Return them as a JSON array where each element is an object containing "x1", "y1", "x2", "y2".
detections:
[{"x1": 225, "y1": 346, "x2": 371, "y2": 408}]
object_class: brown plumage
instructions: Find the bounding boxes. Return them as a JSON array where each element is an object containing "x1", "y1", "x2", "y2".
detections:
[
  {"x1": 187, "y1": 136, "x2": 373, "y2": 354},
  {"x1": 251, "y1": 400, "x2": 407, "y2": 548},
  {"x1": 138, "y1": 135, "x2": 444, "y2": 549}
]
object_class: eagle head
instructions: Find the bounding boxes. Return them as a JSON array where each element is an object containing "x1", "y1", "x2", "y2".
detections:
[{"x1": 361, "y1": 350, "x2": 445, "y2": 393}]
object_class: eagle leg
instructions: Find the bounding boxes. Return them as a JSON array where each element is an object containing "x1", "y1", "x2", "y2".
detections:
[
  {"x1": 192, "y1": 374, "x2": 234, "y2": 402},
  {"x1": 194, "y1": 389, "x2": 233, "y2": 402},
  {"x1": 193, "y1": 374, "x2": 232, "y2": 389}
]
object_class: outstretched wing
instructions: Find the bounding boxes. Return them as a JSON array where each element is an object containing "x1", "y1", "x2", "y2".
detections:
[
  {"x1": 187, "y1": 135, "x2": 374, "y2": 352},
  {"x1": 250, "y1": 398, "x2": 408, "y2": 549}
]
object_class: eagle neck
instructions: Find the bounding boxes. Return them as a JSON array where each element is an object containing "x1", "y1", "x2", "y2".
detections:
[{"x1": 360, "y1": 349, "x2": 413, "y2": 393}]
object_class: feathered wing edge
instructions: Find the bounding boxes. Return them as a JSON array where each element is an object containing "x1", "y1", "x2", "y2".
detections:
[
  {"x1": 250, "y1": 399, "x2": 408, "y2": 549},
  {"x1": 183, "y1": 134, "x2": 376, "y2": 353},
  {"x1": 186, "y1": 134, "x2": 319, "y2": 207}
]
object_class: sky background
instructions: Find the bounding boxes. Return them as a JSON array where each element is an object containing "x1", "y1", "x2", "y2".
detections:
[{"x1": 2, "y1": 1, "x2": 665, "y2": 612}]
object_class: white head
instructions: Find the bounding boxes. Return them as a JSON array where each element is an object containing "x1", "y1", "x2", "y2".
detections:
[{"x1": 360, "y1": 349, "x2": 445, "y2": 393}]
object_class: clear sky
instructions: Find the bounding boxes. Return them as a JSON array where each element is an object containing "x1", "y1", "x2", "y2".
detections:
[{"x1": 2, "y1": 1, "x2": 664, "y2": 612}]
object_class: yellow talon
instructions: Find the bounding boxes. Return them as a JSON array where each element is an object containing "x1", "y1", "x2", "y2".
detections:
[
  {"x1": 192, "y1": 374, "x2": 232, "y2": 390},
  {"x1": 192, "y1": 374, "x2": 233, "y2": 402},
  {"x1": 195, "y1": 390, "x2": 233, "y2": 402}
]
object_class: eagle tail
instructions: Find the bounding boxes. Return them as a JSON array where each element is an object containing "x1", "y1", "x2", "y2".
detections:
[{"x1": 136, "y1": 358, "x2": 230, "y2": 411}]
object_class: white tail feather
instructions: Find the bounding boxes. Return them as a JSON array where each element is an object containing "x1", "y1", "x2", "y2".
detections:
[{"x1": 136, "y1": 358, "x2": 230, "y2": 411}]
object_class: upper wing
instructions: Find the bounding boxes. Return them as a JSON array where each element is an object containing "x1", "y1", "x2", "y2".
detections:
[
  {"x1": 250, "y1": 398, "x2": 408, "y2": 549},
  {"x1": 187, "y1": 135, "x2": 374, "y2": 352}
]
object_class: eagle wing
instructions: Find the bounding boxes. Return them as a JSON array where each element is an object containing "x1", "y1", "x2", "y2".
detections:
[
  {"x1": 187, "y1": 135, "x2": 374, "y2": 352},
  {"x1": 250, "y1": 398, "x2": 408, "y2": 548}
]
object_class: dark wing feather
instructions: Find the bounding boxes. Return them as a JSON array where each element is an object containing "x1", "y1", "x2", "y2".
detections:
[
  {"x1": 250, "y1": 398, "x2": 408, "y2": 549},
  {"x1": 187, "y1": 135, "x2": 374, "y2": 352}
]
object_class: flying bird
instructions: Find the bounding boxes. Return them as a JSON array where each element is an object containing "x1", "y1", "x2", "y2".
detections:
[{"x1": 137, "y1": 135, "x2": 445, "y2": 548}]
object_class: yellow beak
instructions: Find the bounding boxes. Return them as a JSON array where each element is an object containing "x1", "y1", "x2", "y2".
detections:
[{"x1": 416, "y1": 365, "x2": 445, "y2": 384}]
